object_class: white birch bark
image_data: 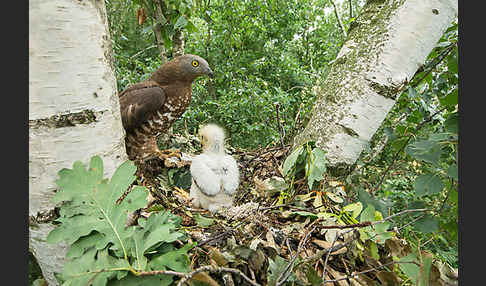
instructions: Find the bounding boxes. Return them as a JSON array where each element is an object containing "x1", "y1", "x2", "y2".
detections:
[
  {"x1": 293, "y1": 0, "x2": 458, "y2": 174},
  {"x1": 29, "y1": 0, "x2": 127, "y2": 284}
]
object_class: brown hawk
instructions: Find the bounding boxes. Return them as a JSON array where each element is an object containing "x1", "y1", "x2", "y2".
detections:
[{"x1": 119, "y1": 54, "x2": 213, "y2": 164}]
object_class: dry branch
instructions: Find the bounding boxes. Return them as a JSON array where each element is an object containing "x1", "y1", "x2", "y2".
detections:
[{"x1": 175, "y1": 265, "x2": 260, "y2": 286}]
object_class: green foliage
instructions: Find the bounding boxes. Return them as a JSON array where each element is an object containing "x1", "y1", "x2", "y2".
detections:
[
  {"x1": 107, "y1": 0, "x2": 350, "y2": 148},
  {"x1": 397, "y1": 252, "x2": 435, "y2": 286},
  {"x1": 193, "y1": 213, "x2": 215, "y2": 227},
  {"x1": 304, "y1": 265, "x2": 323, "y2": 286},
  {"x1": 358, "y1": 205, "x2": 393, "y2": 245},
  {"x1": 47, "y1": 156, "x2": 192, "y2": 285},
  {"x1": 282, "y1": 141, "x2": 327, "y2": 191}
]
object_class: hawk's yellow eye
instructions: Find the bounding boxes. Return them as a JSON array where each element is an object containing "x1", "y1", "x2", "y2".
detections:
[{"x1": 192, "y1": 60, "x2": 199, "y2": 67}]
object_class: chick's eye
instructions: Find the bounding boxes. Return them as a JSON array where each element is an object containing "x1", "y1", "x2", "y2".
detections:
[{"x1": 192, "y1": 60, "x2": 199, "y2": 67}]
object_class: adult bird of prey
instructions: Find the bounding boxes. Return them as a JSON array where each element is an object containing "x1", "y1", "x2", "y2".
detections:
[
  {"x1": 119, "y1": 54, "x2": 214, "y2": 164},
  {"x1": 190, "y1": 124, "x2": 239, "y2": 212}
]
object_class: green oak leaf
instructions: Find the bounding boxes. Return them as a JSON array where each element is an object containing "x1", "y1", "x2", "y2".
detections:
[{"x1": 47, "y1": 157, "x2": 148, "y2": 274}]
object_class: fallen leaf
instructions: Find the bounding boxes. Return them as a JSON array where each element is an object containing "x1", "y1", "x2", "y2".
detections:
[
  {"x1": 312, "y1": 238, "x2": 347, "y2": 255},
  {"x1": 326, "y1": 191, "x2": 344, "y2": 203}
]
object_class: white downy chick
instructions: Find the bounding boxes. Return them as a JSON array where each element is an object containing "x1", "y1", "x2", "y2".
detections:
[{"x1": 190, "y1": 124, "x2": 239, "y2": 212}]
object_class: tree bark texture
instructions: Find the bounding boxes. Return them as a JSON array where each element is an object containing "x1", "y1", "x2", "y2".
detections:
[
  {"x1": 152, "y1": 0, "x2": 169, "y2": 63},
  {"x1": 29, "y1": 0, "x2": 127, "y2": 284},
  {"x1": 293, "y1": 0, "x2": 457, "y2": 174},
  {"x1": 172, "y1": 29, "x2": 186, "y2": 57}
]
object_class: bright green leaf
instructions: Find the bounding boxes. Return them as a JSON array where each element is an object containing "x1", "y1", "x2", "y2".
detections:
[
  {"x1": 419, "y1": 254, "x2": 433, "y2": 286},
  {"x1": 369, "y1": 241, "x2": 379, "y2": 260},
  {"x1": 343, "y1": 202, "x2": 363, "y2": 218},
  {"x1": 447, "y1": 53, "x2": 458, "y2": 74},
  {"x1": 440, "y1": 89, "x2": 458, "y2": 107},
  {"x1": 193, "y1": 213, "x2": 215, "y2": 227},
  {"x1": 307, "y1": 147, "x2": 327, "y2": 190},
  {"x1": 149, "y1": 243, "x2": 194, "y2": 273},
  {"x1": 282, "y1": 145, "x2": 304, "y2": 176},
  {"x1": 399, "y1": 253, "x2": 420, "y2": 284}
]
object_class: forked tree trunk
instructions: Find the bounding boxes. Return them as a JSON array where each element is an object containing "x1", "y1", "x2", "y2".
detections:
[
  {"x1": 293, "y1": 0, "x2": 458, "y2": 174},
  {"x1": 29, "y1": 0, "x2": 127, "y2": 284}
]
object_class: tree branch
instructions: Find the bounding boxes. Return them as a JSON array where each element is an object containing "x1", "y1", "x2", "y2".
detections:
[
  {"x1": 348, "y1": 0, "x2": 353, "y2": 20},
  {"x1": 275, "y1": 103, "x2": 285, "y2": 148},
  {"x1": 276, "y1": 222, "x2": 319, "y2": 286},
  {"x1": 323, "y1": 260, "x2": 420, "y2": 284},
  {"x1": 411, "y1": 42, "x2": 456, "y2": 88},
  {"x1": 175, "y1": 265, "x2": 260, "y2": 286},
  {"x1": 329, "y1": 0, "x2": 347, "y2": 38}
]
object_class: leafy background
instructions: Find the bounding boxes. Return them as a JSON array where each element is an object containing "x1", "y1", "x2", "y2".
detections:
[{"x1": 108, "y1": 0, "x2": 459, "y2": 274}]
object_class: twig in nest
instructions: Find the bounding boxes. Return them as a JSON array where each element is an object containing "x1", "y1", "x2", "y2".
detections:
[
  {"x1": 260, "y1": 204, "x2": 318, "y2": 214},
  {"x1": 276, "y1": 223, "x2": 318, "y2": 286},
  {"x1": 275, "y1": 103, "x2": 285, "y2": 148},
  {"x1": 175, "y1": 265, "x2": 260, "y2": 286},
  {"x1": 299, "y1": 229, "x2": 357, "y2": 266},
  {"x1": 323, "y1": 260, "x2": 420, "y2": 284},
  {"x1": 322, "y1": 227, "x2": 342, "y2": 281}
]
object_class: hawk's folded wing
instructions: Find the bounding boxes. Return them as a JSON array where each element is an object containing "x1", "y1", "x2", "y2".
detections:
[{"x1": 119, "y1": 82, "x2": 166, "y2": 132}]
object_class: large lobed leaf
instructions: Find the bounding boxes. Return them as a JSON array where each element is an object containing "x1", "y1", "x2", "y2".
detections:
[
  {"x1": 47, "y1": 156, "x2": 194, "y2": 285},
  {"x1": 48, "y1": 156, "x2": 148, "y2": 253},
  {"x1": 47, "y1": 157, "x2": 148, "y2": 284}
]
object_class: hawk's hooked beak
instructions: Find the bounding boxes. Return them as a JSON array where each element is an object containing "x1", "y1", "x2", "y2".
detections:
[{"x1": 207, "y1": 68, "x2": 214, "y2": 78}]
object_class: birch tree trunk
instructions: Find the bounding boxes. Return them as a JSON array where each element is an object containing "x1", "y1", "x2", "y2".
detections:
[
  {"x1": 29, "y1": 0, "x2": 127, "y2": 284},
  {"x1": 293, "y1": 0, "x2": 458, "y2": 174}
]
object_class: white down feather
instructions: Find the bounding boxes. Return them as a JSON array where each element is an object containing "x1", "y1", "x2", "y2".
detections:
[{"x1": 189, "y1": 124, "x2": 239, "y2": 212}]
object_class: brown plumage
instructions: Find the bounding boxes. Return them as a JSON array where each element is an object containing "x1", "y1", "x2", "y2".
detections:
[{"x1": 119, "y1": 54, "x2": 213, "y2": 162}]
